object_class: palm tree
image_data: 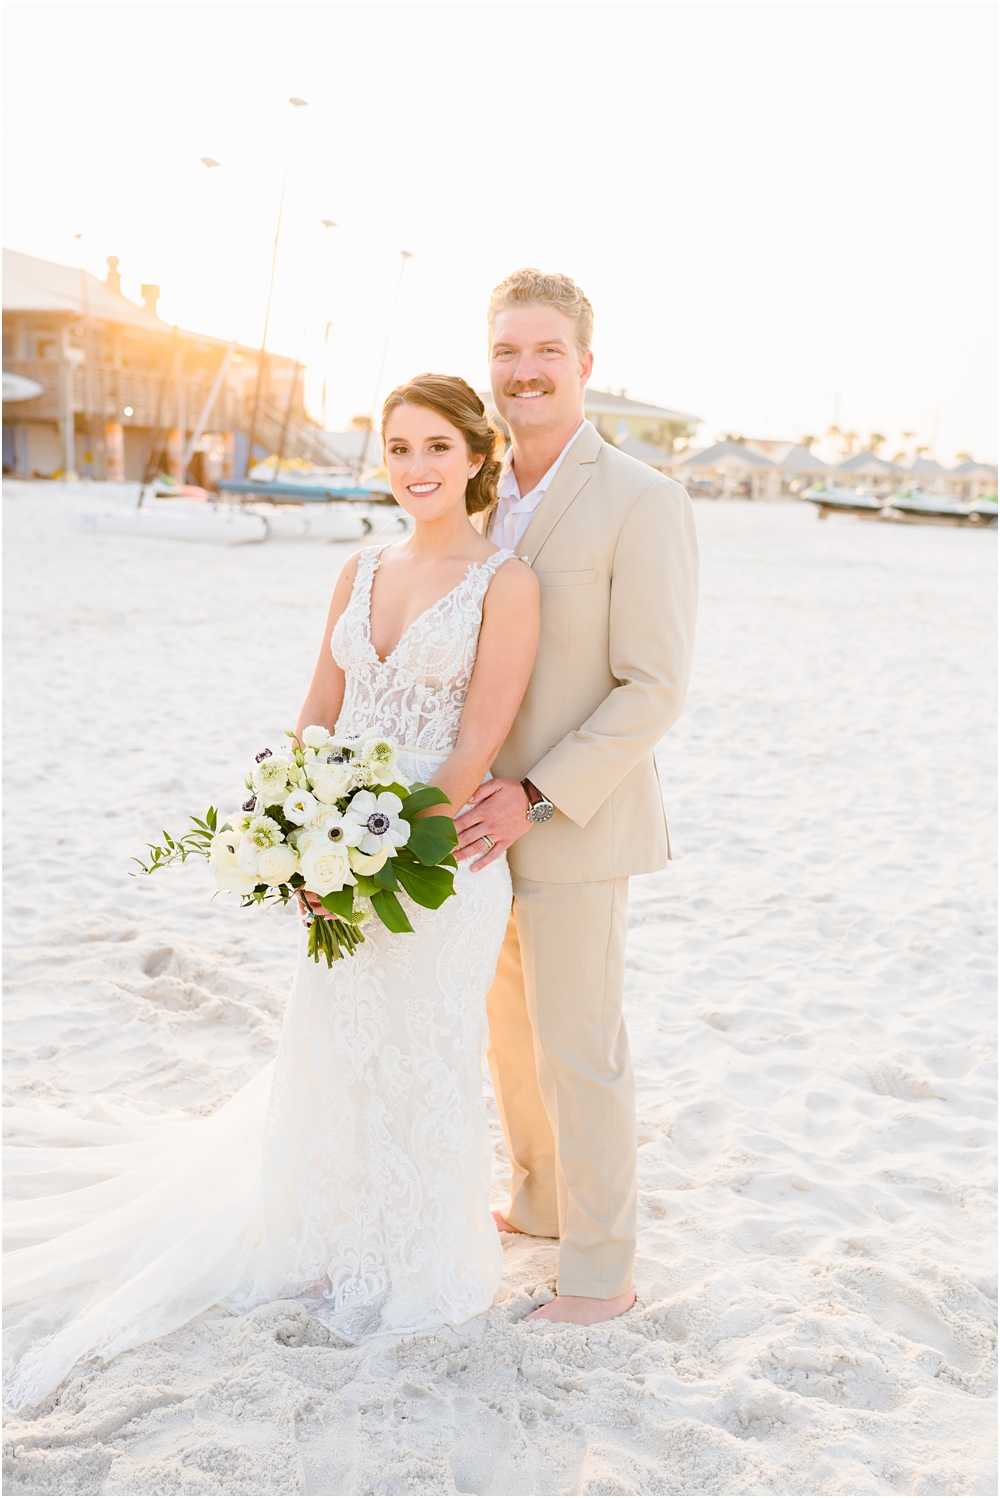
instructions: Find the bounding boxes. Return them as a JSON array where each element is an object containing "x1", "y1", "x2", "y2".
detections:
[
  {"x1": 801, "y1": 434, "x2": 818, "y2": 451},
  {"x1": 868, "y1": 433, "x2": 886, "y2": 455}
]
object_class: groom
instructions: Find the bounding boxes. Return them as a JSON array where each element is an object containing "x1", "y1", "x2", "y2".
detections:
[{"x1": 455, "y1": 269, "x2": 699, "y2": 1325}]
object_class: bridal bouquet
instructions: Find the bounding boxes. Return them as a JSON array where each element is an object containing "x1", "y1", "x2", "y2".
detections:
[{"x1": 134, "y1": 728, "x2": 458, "y2": 964}]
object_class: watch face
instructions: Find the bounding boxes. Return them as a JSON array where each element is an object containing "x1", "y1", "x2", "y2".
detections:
[{"x1": 528, "y1": 800, "x2": 555, "y2": 824}]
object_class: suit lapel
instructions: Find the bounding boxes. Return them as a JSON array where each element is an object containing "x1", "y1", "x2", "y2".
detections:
[{"x1": 517, "y1": 421, "x2": 603, "y2": 564}]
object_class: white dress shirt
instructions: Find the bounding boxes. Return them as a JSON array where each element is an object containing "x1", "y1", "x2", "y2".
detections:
[{"x1": 490, "y1": 421, "x2": 587, "y2": 552}]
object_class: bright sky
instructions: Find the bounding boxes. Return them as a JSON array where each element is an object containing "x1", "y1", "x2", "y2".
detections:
[{"x1": 4, "y1": 1, "x2": 997, "y2": 462}]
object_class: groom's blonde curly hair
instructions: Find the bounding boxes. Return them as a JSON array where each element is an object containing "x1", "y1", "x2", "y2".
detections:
[{"x1": 487, "y1": 269, "x2": 594, "y2": 359}]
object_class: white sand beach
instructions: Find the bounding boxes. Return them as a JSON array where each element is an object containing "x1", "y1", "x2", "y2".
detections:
[{"x1": 3, "y1": 485, "x2": 996, "y2": 1496}]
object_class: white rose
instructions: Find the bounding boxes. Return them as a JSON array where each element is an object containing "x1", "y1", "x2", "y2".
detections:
[
  {"x1": 282, "y1": 788, "x2": 318, "y2": 825},
  {"x1": 300, "y1": 840, "x2": 356, "y2": 897},
  {"x1": 255, "y1": 842, "x2": 299, "y2": 887},
  {"x1": 301, "y1": 725, "x2": 331, "y2": 748},
  {"x1": 209, "y1": 831, "x2": 258, "y2": 895},
  {"x1": 309, "y1": 760, "x2": 354, "y2": 804}
]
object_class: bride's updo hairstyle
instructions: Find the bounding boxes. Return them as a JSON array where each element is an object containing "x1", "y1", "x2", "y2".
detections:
[{"x1": 381, "y1": 374, "x2": 504, "y2": 517}]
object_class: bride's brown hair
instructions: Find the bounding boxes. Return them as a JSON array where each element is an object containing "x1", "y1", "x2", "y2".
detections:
[{"x1": 381, "y1": 374, "x2": 504, "y2": 517}]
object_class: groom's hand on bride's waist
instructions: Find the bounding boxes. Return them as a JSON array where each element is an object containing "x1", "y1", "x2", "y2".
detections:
[{"x1": 455, "y1": 779, "x2": 532, "y2": 871}]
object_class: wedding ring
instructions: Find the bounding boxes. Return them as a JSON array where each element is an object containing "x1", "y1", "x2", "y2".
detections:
[{"x1": 481, "y1": 835, "x2": 495, "y2": 850}]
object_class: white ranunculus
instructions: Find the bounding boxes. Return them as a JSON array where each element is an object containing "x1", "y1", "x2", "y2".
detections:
[
  {"x1": 300, "y1": 840, "x2": 356, "y2": 898},
  {"x1": 282, "y1": 788, "x2": 318, "y2": 826},
  {"x1": 229, "y1": 810, "x2": 254, "y2": 834},
  {"x1": 309, "y1": 760, "x2": 354, "y2": 804},
  {"x1": 341, "y1": 790, "x2": 410, "y2": 857},
  {"x1": 209, "y1": 831, "x2": 258, "y2": 895},
  {"x1": 255, "y1": 842, "x2": 299, "y2": 887},
  {"x1": 301, "y1": 724, "x2": 330, "y2": 748},
  {"x1": 347, "y1": 843, "x2": 392, "y2": 876}
]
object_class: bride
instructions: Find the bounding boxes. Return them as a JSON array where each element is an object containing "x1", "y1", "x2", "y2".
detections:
[{"x1": 4, "y1": 374, "x2": 539, "y2": 1411}]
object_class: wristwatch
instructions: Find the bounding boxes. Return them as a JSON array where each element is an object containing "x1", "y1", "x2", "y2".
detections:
[{"x1": 522, "y1": 778, "x2": 555, "y2": 825}]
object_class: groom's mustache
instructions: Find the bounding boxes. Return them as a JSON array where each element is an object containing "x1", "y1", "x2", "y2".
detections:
[{"x1": 503, "y1": 380, "x2": 555, "y2": 397}]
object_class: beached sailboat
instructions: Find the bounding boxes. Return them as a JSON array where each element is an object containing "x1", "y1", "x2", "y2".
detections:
[{"x1": 73, "y1": 498, "x2": 268, "y2": 545}]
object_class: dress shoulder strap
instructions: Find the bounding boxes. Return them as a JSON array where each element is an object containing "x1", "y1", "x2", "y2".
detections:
[
  {"x1": 481, "y1": 548, "x2": 517, "y2": 578},
  {"x1": 349, "y1": 544, "x2": 386, "y2": 598}
]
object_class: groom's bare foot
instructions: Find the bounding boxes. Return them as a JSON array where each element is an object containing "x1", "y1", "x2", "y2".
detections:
[
  {"x1": 492, "y1": 1210, "x2": 525, "y2": 1234},
  {"x1": 525, "y1": 1289, "x2": 636, "y2": 1325}
]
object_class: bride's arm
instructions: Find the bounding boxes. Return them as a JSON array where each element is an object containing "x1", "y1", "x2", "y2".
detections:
[
  {"x1": 429, "y1": 559, "x2": 539, "y2": 835},
  {"x1": 294, "y1": 555, "x2": 359, "y2": 742}
]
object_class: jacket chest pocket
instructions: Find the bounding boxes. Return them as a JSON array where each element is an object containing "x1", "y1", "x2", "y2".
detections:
[{"x1": 536, "y1": 569, "x2": 598, "y2": 586}]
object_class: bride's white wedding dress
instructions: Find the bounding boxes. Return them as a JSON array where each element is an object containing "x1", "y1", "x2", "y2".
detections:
[{"x1": 3, "y1": 544, "x2": 516, "y2": 1411}]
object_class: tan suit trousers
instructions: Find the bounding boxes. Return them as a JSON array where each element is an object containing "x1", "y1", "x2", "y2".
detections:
[{"x1": 486, "y1": 873, "x2": 636, "y2": 1298}]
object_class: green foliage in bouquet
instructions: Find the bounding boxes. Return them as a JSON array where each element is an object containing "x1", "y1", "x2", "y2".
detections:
[{"x1": 134, "y1": 731, "x2": 460, "y2": 967}]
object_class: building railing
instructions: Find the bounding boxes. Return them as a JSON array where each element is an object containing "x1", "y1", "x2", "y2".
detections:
[
  {"x1": 4, "y1": 358, "x2": 332, "y2": 469},
  {"x1": 3, "y1": 358, "x2": 227, "y2": 429}
]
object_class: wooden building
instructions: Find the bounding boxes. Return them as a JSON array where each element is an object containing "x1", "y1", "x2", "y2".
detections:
[{"x1": 2, "y1": 248, "x2": 328, "y2": 482}]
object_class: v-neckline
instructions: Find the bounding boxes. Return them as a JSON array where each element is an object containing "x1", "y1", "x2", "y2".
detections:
[{"x1": 363, "y1": 548, "x2": 493, "y2": 667}]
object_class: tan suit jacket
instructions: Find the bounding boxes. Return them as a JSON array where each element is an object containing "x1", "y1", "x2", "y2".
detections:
[{"x1": 491, "y1": 421, "x2": 699, "y2": 883}]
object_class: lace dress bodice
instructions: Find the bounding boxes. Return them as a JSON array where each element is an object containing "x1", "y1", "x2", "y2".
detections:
[{"x1": 331, "y1": 545, "x2": 516, "y2": 767}]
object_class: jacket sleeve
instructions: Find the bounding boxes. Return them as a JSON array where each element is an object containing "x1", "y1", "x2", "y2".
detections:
[{"x1": 527, "y1": 478, "x2": 699, "y2": 828}]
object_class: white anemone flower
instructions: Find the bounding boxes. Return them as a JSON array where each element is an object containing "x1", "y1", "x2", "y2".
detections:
[
  {"x1": 306, "y1": 803, "x2": 352, "y2": 846},
  {"x1": 341, "y1": 790, "x2": 409, "y2": 857}
]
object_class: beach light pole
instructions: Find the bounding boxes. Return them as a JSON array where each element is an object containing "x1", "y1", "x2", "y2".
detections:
[
  {"x1": 271, "y1": 217, "x2": 337, "y2": 481},
  {"x1": 243, "y1": 95, "x2": 308, "y2": 478},
  {"x1": 321, "y1": 321, "x2": 333, "y2": 431},
  {"x1": 367, "y1": 250, "x2": 414, "y2": 454}
]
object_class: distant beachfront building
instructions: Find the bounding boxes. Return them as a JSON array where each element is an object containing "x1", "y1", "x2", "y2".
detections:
[
  {"x1": 654, "y1": 437, "x2": 995, "y2": 502},
  {"x1": 673, "y1": 438, "x2": 777, "y2": 499},
  {"x1": 1, "y1": 247, "x2": 327, "y2": 482},
  {"x1": 950, "y1": 458, "x2": 998, "y2": 501}
]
